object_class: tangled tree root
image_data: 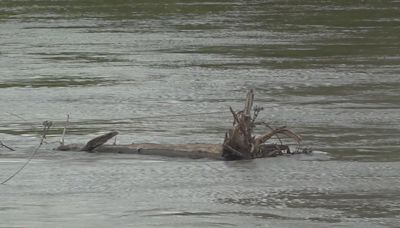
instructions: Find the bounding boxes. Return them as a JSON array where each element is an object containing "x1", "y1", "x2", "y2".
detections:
[{"x1": 222, "y1": 89, "x2": 304, "y2": 160}]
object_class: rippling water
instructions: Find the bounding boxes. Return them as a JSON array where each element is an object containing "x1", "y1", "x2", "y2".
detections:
[{"x1": 1, "y1": 0, "x2": 399, "y2": 227}]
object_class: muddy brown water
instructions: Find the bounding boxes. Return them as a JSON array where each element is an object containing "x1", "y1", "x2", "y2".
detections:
[{"x1": 0, "y1": 1, "x2": 399, "y2": 227}]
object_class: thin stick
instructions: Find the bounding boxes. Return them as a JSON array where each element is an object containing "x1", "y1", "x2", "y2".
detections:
[
  {"x1": 0, "y1": 140, "x2": 15, "y2": 151},
  {"x1": 252, "y1": 106, "x2": 264, "y2": 124},
  {"x1": 1, "y1": 121, "x2": 52, "y2": 185},
  {"x1": 60, "y1": 114, "x2": 70, "y2": 146},
  {"x1": 5, "y1": 112, "x2": 29, "y2": 122},
  {"x1": 113, "y1": 135, "x2": 117, "y2": 145},
  {"x1": 229, "y1": 107, "x2": 239, "y2": 125}
]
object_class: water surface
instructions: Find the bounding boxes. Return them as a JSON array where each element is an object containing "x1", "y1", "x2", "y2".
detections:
[{"x1": 1, "y1": 0, "x2": 399, "y2": 227}]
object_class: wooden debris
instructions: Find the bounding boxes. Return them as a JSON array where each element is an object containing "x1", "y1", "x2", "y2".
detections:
[
  {"x1": 56, "y1": 90, "x2": 310, "y2": 160},
  {"x1": 222, "y1": 89, "x2": 302, "y2": 160}
]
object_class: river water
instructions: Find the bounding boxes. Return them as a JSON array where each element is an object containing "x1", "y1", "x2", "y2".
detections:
[{"x1": 0, "y1": 0, "x2": 399, "y2": 227}]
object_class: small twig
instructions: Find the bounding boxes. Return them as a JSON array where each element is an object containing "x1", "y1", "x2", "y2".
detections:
[
  {"x1": 113, "y1": 135, "x2": 117, "y2": 145},
  {"x1": 1, "y1": 121, "x2": 52, "y2": 185},
  {"x1": 60, "y1": 114, "x2": 70, "y2": 146},
  {"x1": 5, "y1": 112, "x2": 29, "y2": 122},
  {"x1": 252, "y1": 106, "x2": 264, "y2": 124},
  {"x1": 0, "y1": 140, "x2": 15, "y2": 151},
  {"x1": 229, "y1": 106, "x2": 239, "y2": 126}
]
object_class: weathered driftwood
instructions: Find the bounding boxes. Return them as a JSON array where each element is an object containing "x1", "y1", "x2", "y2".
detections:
[
  {"x1": 56, "y1": 142, "x2": 304, "y2": 160},
  {"x1": 56, "y1": 90, "x2": 309, "y2": 160},
  {"x1": 93, "y1": 143, "x2": 222, "y2": 159},
  {"x1": 58, "y1": 143, "x2": 222, "y2": 159}
]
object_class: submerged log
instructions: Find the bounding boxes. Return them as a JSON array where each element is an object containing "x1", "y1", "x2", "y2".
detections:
[
  {"x1": 57, "y1": 143, "x2": 222, "y2": 159},
  {"x1": 55, "y1": 90, "x2": 309, "y2": 160},
  {"x1": 97, "y1": 143, "x2": 223, "y2": 159},
  {"x1": 56, "y1": 142, "x2": 302, "y2": 160}
]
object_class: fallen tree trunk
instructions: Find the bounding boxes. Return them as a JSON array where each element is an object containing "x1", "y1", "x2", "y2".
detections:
[
  {"x1": 56, "y1": 142, "x2": 308, "y2": 160},
  {"x1": 55, "y1": 90, "x2": 310, "y2": 160},
  {"x1": 89, "y1": 143, "x2": 222, "y2": 159},
  {"x1": 57, "y1": 143, "x2": 222, "y2": 159}
]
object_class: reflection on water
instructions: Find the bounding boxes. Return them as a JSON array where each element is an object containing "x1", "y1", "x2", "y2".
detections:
[
  {"x1": 0, "y1": 156, "x2": 399, "y2": 227},
  {"x1": 0, "y1": 0, "x2": 399, "y2": 227}
]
